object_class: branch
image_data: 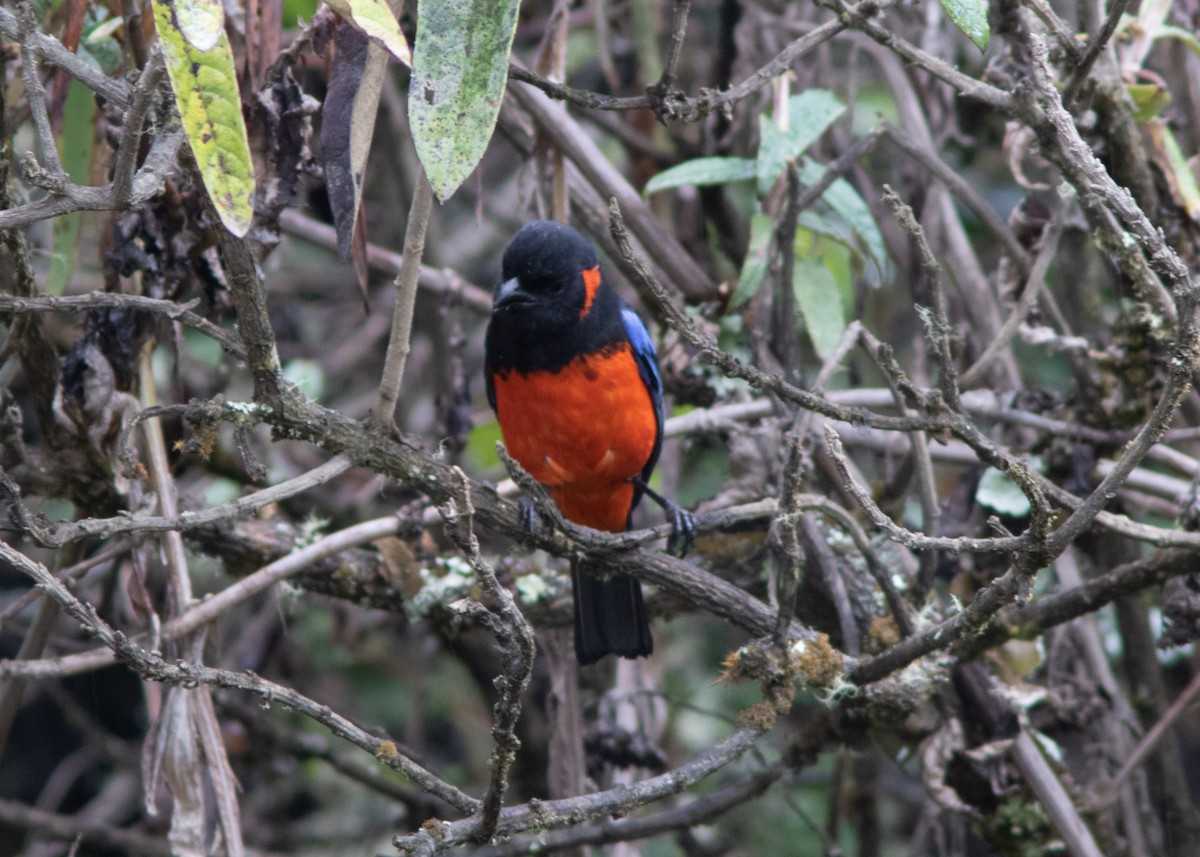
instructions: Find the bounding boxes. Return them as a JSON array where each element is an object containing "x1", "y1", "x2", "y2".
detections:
[
  {"x1": 466, "y1": 766, "x2": 782, "y2": 856},
  {"x1": 372, "y1": 170, "x2": 434, "y2": 433},
  {"x1": 440, "y1": 467, "x2": 536, "y2": 841},
  {"x1": 508, "y1": 16, "x2": 847, "y2": 123},
  {"x1": 393, "y1": 726, "x2": 767, "y2": 854},
  {"x1": 0, "y1": 6, "x2": 133, "y2": 107},
  {"x1": 0, "y1": 293, "x2": 247, "y2": 359},
  {"x1": 0, "y1": 539, "x2": 480, "y2": 815}
]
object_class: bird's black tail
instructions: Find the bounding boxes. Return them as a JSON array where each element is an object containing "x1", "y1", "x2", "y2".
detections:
[{"x1": 572, "y1": 559, "x2": 652, "y2": 665}]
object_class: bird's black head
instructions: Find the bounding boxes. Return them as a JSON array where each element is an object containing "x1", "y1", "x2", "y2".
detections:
[
  {"x1": 486, "y1": 221, "x2": 625, "y2": 376},
  {"x1": 493, "y1": 221, "x2": 601, "y2": 324}
]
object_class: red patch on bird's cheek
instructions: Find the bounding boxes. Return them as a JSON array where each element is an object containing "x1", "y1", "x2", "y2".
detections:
[{"x1": 579, "y1": 266, "x2": 601, "y2": 319}]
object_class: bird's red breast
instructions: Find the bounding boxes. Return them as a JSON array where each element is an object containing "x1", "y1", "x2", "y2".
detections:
[{"x1": 492, "y1": 341, "x2": 658, "y2": 533}]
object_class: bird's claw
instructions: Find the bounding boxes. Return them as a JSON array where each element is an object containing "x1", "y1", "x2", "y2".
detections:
[
  {"x1": 516, "y1": 495, "x2": 539, "y2": 537},
  {"x1": 666, "y1": 504, "x2": 696, "y2": 558},
  {"x1": 632, "y1": 476, "x2": 695, "y2": 558}
]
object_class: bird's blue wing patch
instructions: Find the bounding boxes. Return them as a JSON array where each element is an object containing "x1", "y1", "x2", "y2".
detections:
[
  {"x1": 621, "y1": 303, "x2": 665, "y2": 498},
  {"x1": 621, "y1": 304, "x2": 662, "y2": 418}
]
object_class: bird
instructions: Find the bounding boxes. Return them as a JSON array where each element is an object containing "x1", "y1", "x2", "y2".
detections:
[{"x1": 484, "y1": 220, "x2": 692, "y2": 665}]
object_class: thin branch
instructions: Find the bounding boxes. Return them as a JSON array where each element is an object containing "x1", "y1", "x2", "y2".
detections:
[
  {"x1": 1012, "y1": 729, "x2": 1105, "y2": 857},
  {"x1": 467, "y1": 766, "x2": 783, "y2": 856},
  {"x1": 508, "y1": 16, "x2": 847, "y2": 123},
  {"x1": 16, "y1": 1, "x2": 65, "y2": 180},
  {"x1": 607, "y1": 200, "x2": 955, "y2": 434},
  {"x1": 1, "y1": 450, "x2": 351, "y2": 548},
  {"x1": 111, "y1": 47, "x2": 166, "y2": 205},
  {"x1": 645, "y1": 0, "x2": 691, "y2": 120},
  {"x1": 0, "y1": 796, "x2": 170, "y2": 857},
  {"x1": 0, "y1": 539, "x2": 480, "y2": 815},
  {"x1": 0, "y1": 125, "x2": 185, "y2": 229},
  {"x1": 881, "y1": 186, "x2": 960, "y2": 411},
  {"x1": 817, "y1": 0, "x2": 1012, "y2": 109},
  {"x1": 372, "y1": 170, "x2": 434, "y2": 434},
  {"x1": 772, "y1": 437, "x2": 806, "y2": 649},
  {"x1": 0, "y1": 510, "x2": 395, "y2": 680},
  {"x1": 1062, "y1": 0, "x2": 1130, "y2": 103},
  {"x1": 881, "y1": 123, "x2": 1031, "y2": 276},
  {"x1": 959, "y1": 206, "x2": 1065, "y2": 387},
  {"x1": 393, "y1": 726, "x2": 767, "y2": 854},
  {"x1": 0, "y1": 293, "x2": 246, "y2": 359},
  {"x1": 0, "y1": 6, "x2": 133, "y2": 107},
  {"x1": 278, "y1": 209, "x2": 492, "y2": 314},
  {"x1": 441, "y1": 467, "x2": 535, "y2": 841}
]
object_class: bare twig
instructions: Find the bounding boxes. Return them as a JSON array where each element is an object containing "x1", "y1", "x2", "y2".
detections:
[
  {"x1": 16, "y1": 1, "x2": 65, "y2": 180},
  {"x1": 0, "y1": 510, "x2": 397, "y2": 680},
  {"x1": 0, "y1": 796, "x2": 170, "y2": 857},
  {"x1": 881, "y1": 186, "x2": 960, "y2": 411},
  {"x1": 0, "y1": 539, "x2": 480, "y2": 815},
  {"x1": 440, "y1": 467, "x2": 535, "y2": 841},
  {"x1": 0, "y1": 293, "x2": 247, "y2": 359},
  {"x1": 278, "y1": 209, "x2": 493, "y2": 314},
  {"x1": 959, "y1": 207, "x2": 1064, "y2": 387},
  {"x1": 607, "y1": 200, "x2": 954, "y2": 434},
  {"x1": 373, "y1": 170, "x2": 434, "y2": 433},
  {"x1": 645, "y1": 0, "x2": 691, "y2": 120},
  {"x1": 111, "y1": 48, "x2": 166, "y2": 205},
  {"x1": 1062, "y1": 0, "x2": 1130, "y2": 103},
  {"x1": 1012, "y1": 729, "x2": 1105, "y2": 857},
  {"x1": 0, "y1": 7, "x2": 132, "y2": 107},
  {"x1": 508, "y1": 16, "x2": 847, "y2": 123},
  {"x1": 1, "y1": 449, "x2": 351, "y2": 548},
  {"x1": 467, "y1": 766, "x2": 783, "y2": 856},
  {"x1": 393, "y1": 726, "x2": 768, "y2": 854}
]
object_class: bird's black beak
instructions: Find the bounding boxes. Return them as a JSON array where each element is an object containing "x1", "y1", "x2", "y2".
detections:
[{"x1": 493, "y1": 277, "x2": 533, "y2": 310}]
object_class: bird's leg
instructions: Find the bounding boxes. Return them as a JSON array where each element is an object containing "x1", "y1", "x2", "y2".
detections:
[{"x1": 631, "y1": 476, "x2": 696, "y2": 557}]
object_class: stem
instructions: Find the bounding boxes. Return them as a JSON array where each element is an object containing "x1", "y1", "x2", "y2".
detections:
[{"x1": 372, "y1": 170, "x2": 434, "y2": 433}]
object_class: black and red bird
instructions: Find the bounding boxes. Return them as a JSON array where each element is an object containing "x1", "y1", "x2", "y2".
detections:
[{"x1": 484, "y1": 221, "x2": 689, "y2": 665}]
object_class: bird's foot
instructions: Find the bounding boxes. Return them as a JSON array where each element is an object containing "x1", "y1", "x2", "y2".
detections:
[{"x1": 632, "y1": 477, "x2": 696, "y2": 557}]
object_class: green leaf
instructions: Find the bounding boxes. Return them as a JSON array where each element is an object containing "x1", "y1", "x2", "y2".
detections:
[
  {"x1": 153, "y1": 0, "x2": 256, "y2": 236},
  {"x1": 283, "y1": 358, "x2": 326, "y2": 401},
  {"x1": 172, "y1": 0, "x2": 223, "y2": 51},
  {"x1": 1156, "y1": 24, "x2": 1200, "y2": 57},
  {"x1": 785, "y1": 90, "x2": 846, "y2": 154},
  {"x1": 1127, "y1": 83, "x2": 1171, "y2": 123},
  {"x1": 756, "y1": 117, "x2": 793, "y2": 196},
  {"x1": 467, "y1": 419, "x2": 503, "y2": 471},
  {"x1": 940, "y1": 0, "x2": 990, "y2": 50},
  {"x1": 409, "y1": 0, "x2": 521, "y2": 200},
  {"x1": 798, "y1": 160, "x2": 889, "y2": 285},
  {"x1": 756, "y1": 90, "x2": 845, "y2": 194},
  {"x1": 325, "y1": 0, "x2": 411, "y2": 65},
  {"x1": 730, "y1": 212, "x2": 774, "y2": 308},
  {"x1": 48, "y1": 79, "x2": 96, "y2": 295},
  {"x1": 1151, "y1": 121, "x2": 1200, "y2": 222},
  {"x1": 643, "y1": 157, "x2": 756, "y2": 195},
  {"x1": 793, "y1": 246, "x2": 847, "y2": 359},
  {"x1": 976, "y1": 467, "x2": 1030, "y2": 518}
]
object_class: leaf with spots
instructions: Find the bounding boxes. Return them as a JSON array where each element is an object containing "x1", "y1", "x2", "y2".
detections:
[
  {"x1": 409, "y1": 0, "x2": 522, "y2": 200},
  {"x1": 153, "y1": 0, "x2": 256, "y2": 236},
  {"x1": 172, "y1": 0, "x2": 223, "y2": 51}
]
